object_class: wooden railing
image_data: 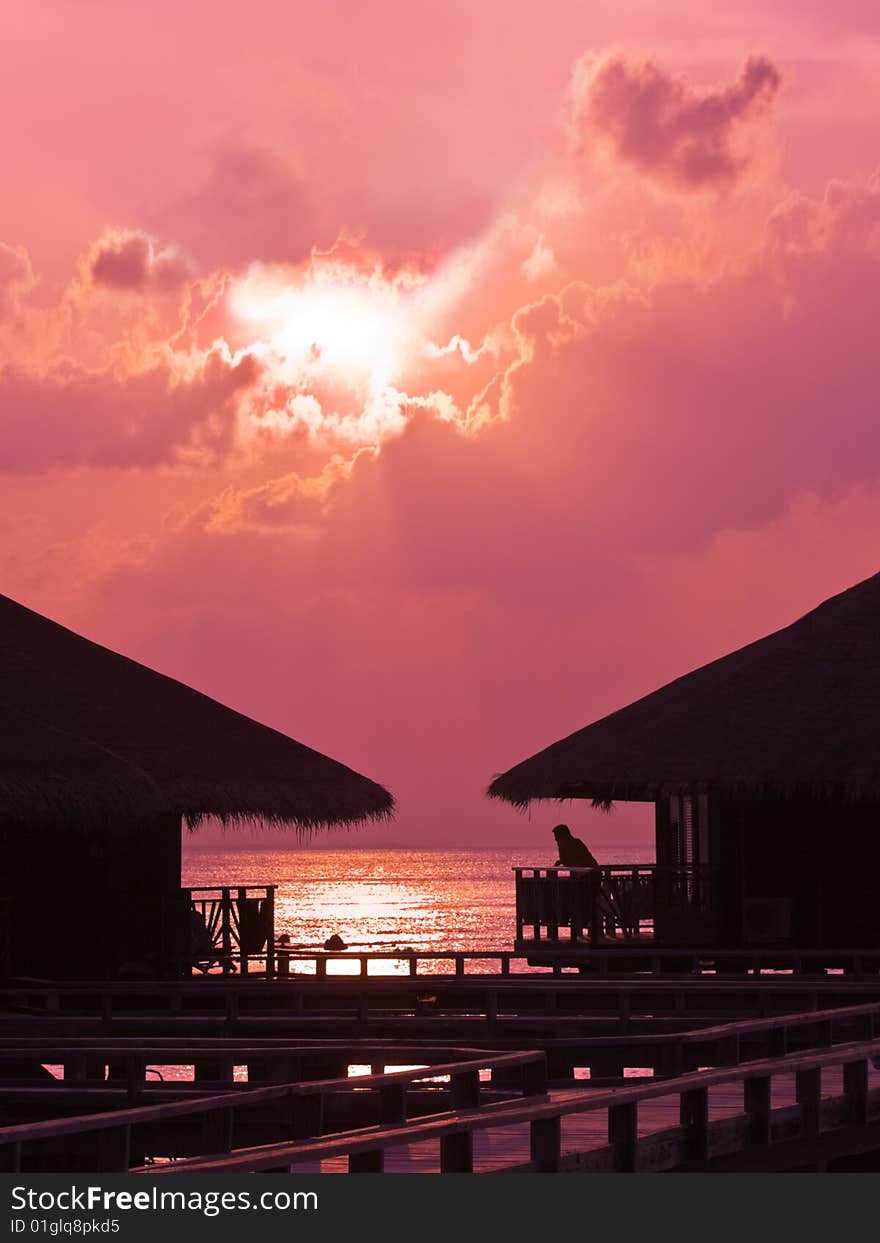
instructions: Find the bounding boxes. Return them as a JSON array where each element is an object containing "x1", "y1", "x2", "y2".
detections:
[
  {"x1": 182, "y1": 886, "x2": 276, "y2": 977},
  {"x1": 6, "y1": 973, "x2": 880, "y2": 1035},
  {"x1": 2, "y1": 999, "x2": 880, "y2": 1089},
  {"x1": 5, "y1": 1006, "x2": 880, "y2": 1171},
  {"x1": 138, "y1": 1037, "x2": 880, "y2": 1174},
  {"x1": 0, "y1": 1049, "x2": 546, "y2": 1173},
  {"x1": 514, "y1": 864, "x2": 715, "y2": 944}
]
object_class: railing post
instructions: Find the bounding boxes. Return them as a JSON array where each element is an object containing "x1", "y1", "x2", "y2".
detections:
[
  {"x1": 486, "y1": 992, "x2": 498, "y2": 1029},
  {"x1": 237, "y1": 887, "x2": 248, "y2": 975},
  {"x1": 608, "y1": 1102, "x2": 638, "y2": 1172},
  {"x1": 796, "y1": 1068, "x2": 821, "y2": 1138},
  {"x1": 265, "y1": 887, "x2": 276, "y2": 978},
  {"x1": 660, "y1": 1042, "x2": 684, "y2": 1079},
  {"x1": 125, "y1": 1056, "x2": 143, "y2": 1102},
  {"x1": 201, "y1": 1106, "x2": 234, "y2": 1154},
  {"x1": 589, "y1": 871, "x2": 603, "y2": 945},
  {"x1": 521, "y1": 1056, "x2": 548, "y2": 1098},
  {"x1": 379, "y1": 1083, "x2": 407, "y2": 1125},
  {"x1": 221, "y1": 888, "x2": 232, "y2": 966},
  {"x1": 450, "y1": 1069, "x2": 480, "y2": 1110},
  {"x1": 514, "y1": 869, "x2": 525, "y2": 943},
  {"x1": 440, "y1": 1130, "x2": 473, "y2": 1173},
  {"x1": 547, "y1": 870, "x2": 559, "y2": 943},
  {"x1": 290, "y1": 1092, "x2": 323, "y2": 1140},
  {"x1": 743, "y1": 1074, "x2": 771, "y2": 1150},
  {"x1": 679, "y1": 1087, "x2": 709, "y2": 1165},
  {"x1": 769, "y1": 1027, "x2": 788, "y2": 1057},
  {"x1": 719, "y1": 1033, "x2": 740, "y2": 1067},
  {"x1": 96, "y1": 1126, "x2": 131, "y2": 1172},
  {"x1": 530, "y1": 1117, "x2": 561, "y2": 1172},
  {"x1": 843, "y1": 1059, "x2": 869, "y2": 1127}
]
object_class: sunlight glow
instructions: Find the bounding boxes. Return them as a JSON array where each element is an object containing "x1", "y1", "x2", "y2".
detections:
[{"x1": 230, "y1": 270, "x2": 411, "y2": 389}]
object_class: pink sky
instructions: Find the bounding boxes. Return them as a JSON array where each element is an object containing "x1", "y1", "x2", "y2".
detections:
[{"x1": 3, "y1": 1, "x2": 880, "y2": 850}]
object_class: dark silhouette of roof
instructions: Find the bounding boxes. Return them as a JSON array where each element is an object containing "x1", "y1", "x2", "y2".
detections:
[
  {"x1": 0, "y1": 702, "x2": 168, "y2": 829},
  {"x1": 489, "y1": 571, "x2": 880, "y2": 807},
  {"x1": 0, "y1": 593, "x2": 393, "y2": 829}
]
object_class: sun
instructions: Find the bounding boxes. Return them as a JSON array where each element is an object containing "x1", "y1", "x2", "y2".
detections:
[{"x1": 229, "y1": 269, "x2": 411, "y2": 387}]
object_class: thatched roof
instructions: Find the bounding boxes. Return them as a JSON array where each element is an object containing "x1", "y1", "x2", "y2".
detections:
[
  {"x1": 0, "y1": 703, "x2": 168, "y2": 829},
  {"x1": 0, "y1": 594, "x2": 393, "y2": 829},
  {"x1": 489, "y1": 571, "x2": 880, "y2": 808}
]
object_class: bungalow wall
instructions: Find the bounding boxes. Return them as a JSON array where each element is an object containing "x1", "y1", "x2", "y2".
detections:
[
  {"x1": 0, "y1": 813, "x2": 183, "y2": 979},
  {"x1": 655, "y1": 791, "x2": 880, "y2": 951}
]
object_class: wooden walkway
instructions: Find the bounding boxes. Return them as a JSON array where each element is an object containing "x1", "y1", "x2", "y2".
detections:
[
  {"x1": 314, "y1": 1069, "x2": 854, "y2": 1173},
  {"x1": 141, "y1": 1042, "x2": 880, "y2": 1175},
  {"x1": 7, "y1": 994, "x2": 880, "y2": 1173}
]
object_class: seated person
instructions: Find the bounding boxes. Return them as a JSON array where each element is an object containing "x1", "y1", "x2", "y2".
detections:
[
  {"x1": 551, "y1": 823, "x2": 622, "y2": 934},
  {"x1": 552, "y1": 823, "x2": 599, "y2": 868}
]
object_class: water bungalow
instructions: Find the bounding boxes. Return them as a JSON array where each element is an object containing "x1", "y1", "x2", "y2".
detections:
[
  {"x1": 490, "y1": 571, "x2": 880, "y2": 960},
  {"x1": 0, "y1": 594, "x2": 393, "y2": 980}
]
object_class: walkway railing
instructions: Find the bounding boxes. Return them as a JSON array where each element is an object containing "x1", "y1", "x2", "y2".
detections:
[
  {"x1": 5, "y1": 973, "x2": 880, "y2": 1034},
  {"x1": 2, "y1": 999, "x2": 880, "y2": 1088},
  {"x1": 0, "y1": 1049, "x2": 546, "y2": 1173},
  {"x1": 4, "y1": 1006, "x2": 880, "y2": 1171},
  {"x1": 139, "y1": 1037, "x2": 880, "y2": 1174}
]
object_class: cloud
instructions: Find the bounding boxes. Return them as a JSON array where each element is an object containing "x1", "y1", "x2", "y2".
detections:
[
  {"x1": 151, "y1": 143, "x2": 318, "y2": 270},
  {"x1": 574, "y1": 53, "x2": 781, "y2": 190},
  {"x1": 200, "y1": 453, "x2": 362, "y2": 534},
  {"x1": 0, "y1": 349, "x2": 258, "y2": 472},
  {"x1": 0, "y1": 242, "x2": 35, "y2": 320},
  {"x1": 87, "y1": 229, "x2": 191, "y2": 291}
]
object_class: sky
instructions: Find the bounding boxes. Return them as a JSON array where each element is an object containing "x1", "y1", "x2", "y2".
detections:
[{"x1": 3, "y1": 1, "x2": 880, "y2": 851}]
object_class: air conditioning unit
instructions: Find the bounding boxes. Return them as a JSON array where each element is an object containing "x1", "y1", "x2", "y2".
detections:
[{"x1": 743, "y1": 898, "x2": 793, "y2": 944}]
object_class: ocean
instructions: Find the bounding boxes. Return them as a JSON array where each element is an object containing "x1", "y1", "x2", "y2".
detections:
[{"x1": 181, "y1": 845, "x2": 656, "y2": 958}]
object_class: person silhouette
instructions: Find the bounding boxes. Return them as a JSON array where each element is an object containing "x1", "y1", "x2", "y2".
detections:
[
  {"x1": 552, "y1": 823, "x2": 599, "y2": 868},
  {"x1": 551, "y1": 823, "x2": 622, "y2": 935}
]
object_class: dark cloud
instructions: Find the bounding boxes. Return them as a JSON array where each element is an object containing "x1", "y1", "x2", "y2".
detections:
[
  {"x1": 0, "y1": 351, "x2": 258, "y2": 472},
  {"x1": 150, "y1": 143, "x2": 319, "y2": 270},
  {"x1": 577, "y1": 54, "x2": 781, "y2": 190},
  {"x1": 89, "y1": 230, "x2": 190, "y2": 290}
]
